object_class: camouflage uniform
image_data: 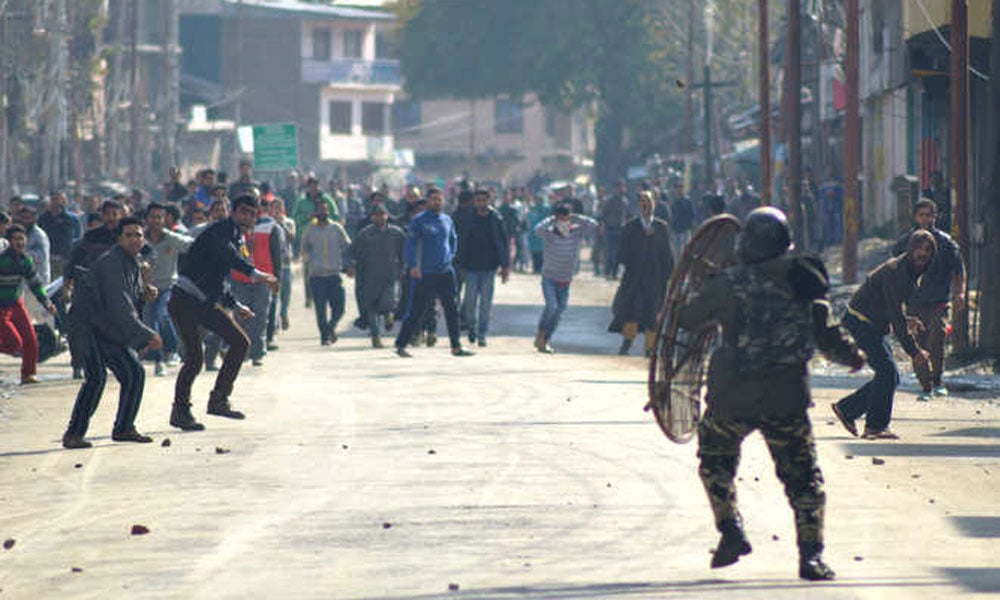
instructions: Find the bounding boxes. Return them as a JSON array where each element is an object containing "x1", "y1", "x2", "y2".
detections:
[{"x1": 678, "y1": 254, "x2": 863, "y2": 558}]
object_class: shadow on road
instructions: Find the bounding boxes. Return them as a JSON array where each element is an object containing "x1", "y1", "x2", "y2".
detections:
[
  {"x1": 950, "y1": 516, "x2": 1000, "y2": 538},
  {"x1": 360, "y1": 576, "x2": 951, "y2": 600},
  {"x1": 938, "y1": 568, "x2": 1000, "y2": 594},
  {"x1": 841, "y1": 443, "x2": 1000, "y2": 458}
]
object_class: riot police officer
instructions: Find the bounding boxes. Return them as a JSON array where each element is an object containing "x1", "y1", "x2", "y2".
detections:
[{"x1": 676, "y1": 207, "x2": 866, "y2": 581}]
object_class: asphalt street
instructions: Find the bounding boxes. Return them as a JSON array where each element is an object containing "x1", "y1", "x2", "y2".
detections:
[{"x1": 0, "y1": 267, "x2": 998, "y2": 599}]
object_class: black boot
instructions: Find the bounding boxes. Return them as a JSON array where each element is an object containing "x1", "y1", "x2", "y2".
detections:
[
  {"x1": 207, "y1": 393, "x2": 245, "y2": 420},
  {"x1": 710, "y1": 518, "x2": 753, "y2": 568},
  {"x1": 170, "y1": 402, "x2": 205, "y2": 431},
  {"x1": 618, "y1": 338, "x2": 633, "y2": 356},
  {"x1": 799, "y1": 544, "x2": 835, "y2": 581}
]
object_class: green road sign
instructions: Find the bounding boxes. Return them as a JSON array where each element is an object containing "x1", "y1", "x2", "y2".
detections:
[{"x1": 252, "y1": 123, "x2": 299, "y2": 171}]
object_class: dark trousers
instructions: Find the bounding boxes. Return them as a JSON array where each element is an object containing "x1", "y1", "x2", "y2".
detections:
[
  {"x1": 309, "y1": 274, "x2": 345, "y2": 343},
  {"x1": 604, "y1": 229, "x2": 621, "y2": 277},
  {"x1": 698, "y1": 412, "x2": 825, "y2": 552},
  {"x1": 169, "y1": 289, "x2": 249, "y2": 405},
  {"x1": 396, "y1": 273, "x2": 438, "y2": 334},
  {"x1": 909, "y1": 303, "x2": 947, "y2": 389},
  {"x1": 395, "y1": 271, "x2": 461, "y2": 349},
  {"x1": 530, "y1": 251, "x2": 544, "y2": 274},
  {"x1": 835, "y1": 313, "x2": 899, "y2": 432},
  {"x1": 66, "y1": 330, "x2": 146, "y2": 437}
]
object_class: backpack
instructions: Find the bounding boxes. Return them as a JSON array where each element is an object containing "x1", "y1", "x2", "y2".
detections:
[{"x1": 724, "y1": 263, "x2": 814, "y2": 378}]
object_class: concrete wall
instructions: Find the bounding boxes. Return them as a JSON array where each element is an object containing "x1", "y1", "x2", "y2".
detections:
[
  {"x1": 862, "y1": 88, "x2": 909, "y2": 232},
  {"x1": 218, "y1": 16, "x2": 323, "y2": 170},
  {"x1": 395, "y1": 93, "x2": 592, "y2": 183}
]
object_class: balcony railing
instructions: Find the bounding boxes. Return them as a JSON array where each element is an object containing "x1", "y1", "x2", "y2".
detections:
[{"x1": 302, "y1": 58, "x2": 402, "y2": 86}]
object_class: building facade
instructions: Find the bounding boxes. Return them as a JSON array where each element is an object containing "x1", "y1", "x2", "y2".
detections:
[{"x1": 177, "y1": 0, "x2": 593, "y2": 183}]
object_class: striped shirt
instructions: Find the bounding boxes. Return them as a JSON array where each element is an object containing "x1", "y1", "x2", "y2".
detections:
[
  {"x1": 534, "y1": 215, "x2": 598, "y2": 283},
  {"x1": 0, "y1": 247, "x2": 48, "y2": 307}
]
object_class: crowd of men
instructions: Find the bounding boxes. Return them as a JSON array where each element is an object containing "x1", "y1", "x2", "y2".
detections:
[{"x1": 0, "y1": 158, "x2": 972, "y2": 583}]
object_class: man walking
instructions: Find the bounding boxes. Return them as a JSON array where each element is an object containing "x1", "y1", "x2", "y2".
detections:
[
  {"x1": 600, "y1": 180, "x2": 630, "y2": 279},
  {"x1": 168, "y1": 193, "x2": 278, "y2": 431},
  {"x1": 349, "y1": 204, "x2": 405, "y2": 348},
  {"x1": 144, "y1": 203, "x2": 193, "y2": 376},
  {"x1": 455, "y1": 189, "x2": 510, "y2": 347},
  {"x1": 301, "y1": 201, "x2": 351, "y2": 346},
  {"x1": 676, "y1": 207, "x2": 865, "y2": 580},
  {"x1": 37, "y1": 191, "x2": 80, "y2": 279},
  {"x1": 533, "y1": 203, "x2": 598, "y2": 353},
  {"x1": 609, "y1": 190, "x2": 674, "y2": 356},
  {"x1": 231, "y1": 198, "x2": 284, "y2": 366},
  {"x1": 668, "y1": 178, "x2": 695, "y2": 258},
  {"x1": 62, "y1": 217, "x2": 162, "y2": 449},
  {"x1": 12, "y1": 204, "x2": 51, "y2": 288},
  {"x1": 394, "y1": 187, "x2": 473, "y2": 358},
  {"x1": 228, "y1": 158, "x2": 259, "y2": 201},
  {"x1": 891, "y1": 198, "x2": 965, "y2": 400},
  {"x1": 0, "y1": 225, "x2": 58, "y2": 384},
  {"x1": 832, "y1": 230, "x2": 935, "y2": 440}
]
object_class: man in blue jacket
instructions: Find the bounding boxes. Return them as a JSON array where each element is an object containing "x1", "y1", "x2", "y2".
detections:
[{"x1": 394, "y1": 187, "x2": 473, "y2": 358}]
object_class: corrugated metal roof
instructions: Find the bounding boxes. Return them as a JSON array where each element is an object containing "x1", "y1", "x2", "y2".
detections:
[{"x1": 222, "y1": 0, "x2": 394, "y2": 21}]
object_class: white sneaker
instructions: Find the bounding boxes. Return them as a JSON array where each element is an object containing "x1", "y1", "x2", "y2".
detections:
[
  {"x1": 154, "y1": 362, "x2": 166, "y2": 377},
  {"x1": 916, "y1": 391, "x2": 932, "y2": 402},
  {"x1": 933, "y1": 386, "x2": 949, "y2": 397},
  {"x1": 165, "y1": 353, "x2": 181, "y2": 366}
]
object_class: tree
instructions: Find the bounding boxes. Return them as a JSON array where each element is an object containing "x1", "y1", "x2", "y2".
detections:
[{"x1": 394, "y1": 0, "x2": 685, "y2": 185}]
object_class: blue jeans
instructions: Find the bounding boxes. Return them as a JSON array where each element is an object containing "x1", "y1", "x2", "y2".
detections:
[
  {"x1": 143, "y1": 288, "x2": 176, "y2": 362},
  {"x1": 538, "y1": 277, "x2": 570, "y2": 339},
  {"x1": 279, "y1": 266, "x2": 292, "y2": 322},
  {"x1": 462, "y1": 270, "x2": 496, "y2": 339},
  {"x1": 232, "y1": 279, "x2": 272, "y2": 360},
  {"x1": 835, "y1": 313, "x2": 900, "y2": 432}
]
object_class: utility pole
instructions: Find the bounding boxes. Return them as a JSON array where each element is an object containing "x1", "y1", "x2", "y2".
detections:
[
  {"x1": 786, "y1": 0, "x2": 805, "y2": 249},
  {"x1": 0, "y1": 8, "x2": 9, "y2": 203},
  {"x1": 950, "y1": 0, "x2": 970, "y2": 351},
  {"x1": 809, "y1": 2, "x2": 825, "y2": 182},
  {"x1": 685, "y1": 0, "x2": 694, "y2": 154},
  {"x1": 160, "y1": 0, "x2": 179, "y2": 174},
  {"x1": 843, "y1": 0, "x2": 860, "y2": 284},
  {"x1": 704, "y1": 63, "x2": 713, "y2": 191},
  {"x1": 983, "y1": 0, "x2": 1000, "y2": 363},
  {"x1": 233, "y1": 0, "x2": 244, "y2": 168},
  {"x1": 758, "y1": 0, "x2": 771, "y2": 204},
  {"x1": 129, "y1": 0, "x2": 142, "y2": 186}
]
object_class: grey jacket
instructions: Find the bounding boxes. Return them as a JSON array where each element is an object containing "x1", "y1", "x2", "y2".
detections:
[
  {"x1": 147, "y1": 229, "x2": 194, "y2": 290},
  {"x1": 301, "y1": 221, "x2": 351, "y2": 277},
  {"x1": 68, "y1": 245, "x2": 155, "y2": 357}
]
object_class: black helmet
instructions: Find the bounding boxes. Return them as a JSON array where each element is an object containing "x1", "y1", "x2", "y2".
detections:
[{"x1": 738, "y1": 206, "x2": 792, "y2": 264}]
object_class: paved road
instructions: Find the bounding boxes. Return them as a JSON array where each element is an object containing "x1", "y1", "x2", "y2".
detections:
[{"x1": 0, "y1": 268, "x2": 998, "y2": 599}]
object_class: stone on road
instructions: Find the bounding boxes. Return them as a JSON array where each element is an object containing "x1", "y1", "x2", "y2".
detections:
[{"x1": 0, "y1": 269, "x2": 997, "y2": 598}]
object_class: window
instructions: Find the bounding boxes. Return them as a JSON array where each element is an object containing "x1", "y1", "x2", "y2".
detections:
[
  {"x1": 393, "y1": 100, "x2": 421, "y2": 134},
  {"x1": 311, "y1": 28, "x2": 332, "y2": 60},
  {"x1": 344, "y1": 30, "x2": 363, "y2": 58},
  {"x1": 362, "y1": 102, "x2": 386, "y2": 136},
  {"x1": 494, "y1": 98, "x2": 523, "y2": 134},
  {"x1": 329, "y1": 101, "x2": 352, "y2": 134}
]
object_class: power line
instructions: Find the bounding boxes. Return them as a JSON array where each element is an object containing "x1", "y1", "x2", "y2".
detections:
[{"x1": 911, "y1": 0, "x2": 989, "y2": 81}]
